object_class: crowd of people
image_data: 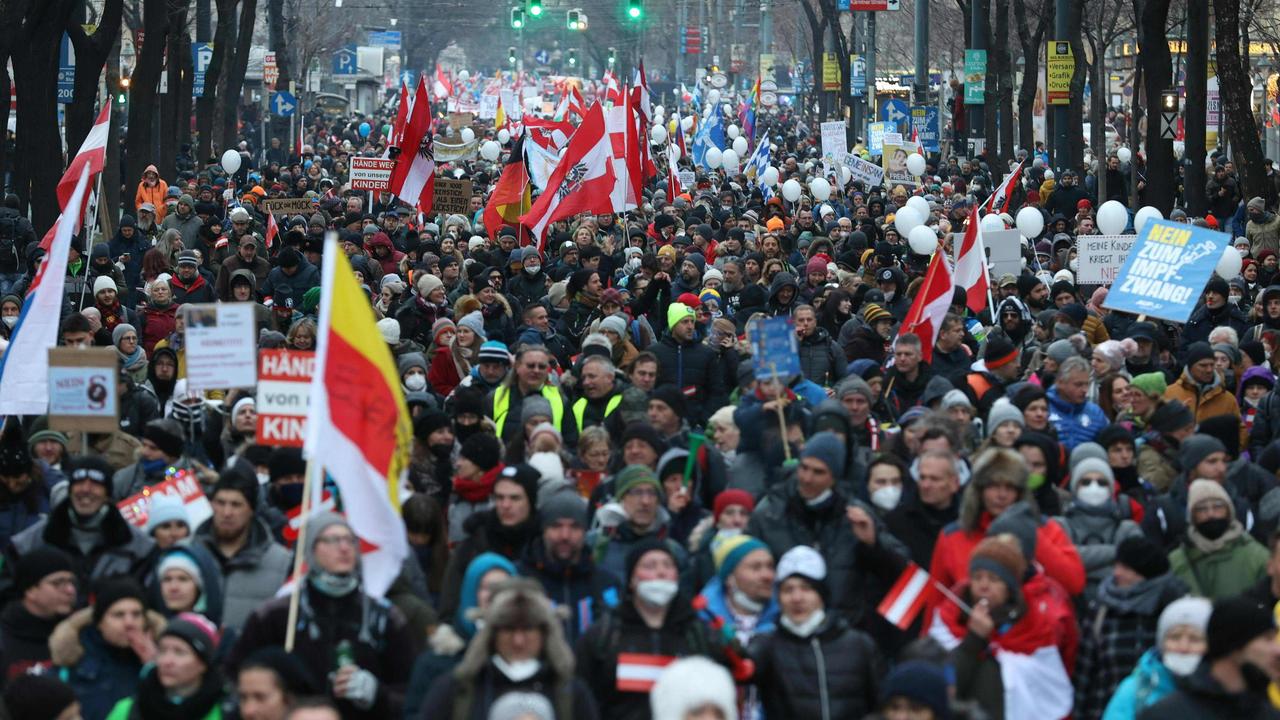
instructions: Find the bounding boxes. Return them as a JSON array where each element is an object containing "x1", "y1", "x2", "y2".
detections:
[{"x1": 5, "y1": 91, "x2": 1280, "y2": 720}]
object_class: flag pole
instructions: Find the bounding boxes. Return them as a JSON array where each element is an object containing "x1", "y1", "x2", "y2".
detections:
[
  {"x1": 284, "y1": 459, "x2": 316, "y2": 652},
  {"x1": 932, "y1": 579, "x2": 973, "y2": 615},
  {"x1": 976, "y1": 221, "x2": 997, "y2": 317}
]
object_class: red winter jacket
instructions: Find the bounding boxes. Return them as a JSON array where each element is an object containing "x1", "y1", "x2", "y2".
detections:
[
  {"x1": 139, "y1": 302, "x2": 178, "y2": 355},
  {"x1": 1023, "y1": 570, "x2": 1079, "y2": 675}
]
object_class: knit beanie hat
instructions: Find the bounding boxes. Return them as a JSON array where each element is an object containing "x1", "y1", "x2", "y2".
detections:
[
  {"x1": 1069, "y1": 457, "x2": 1114, "y2": 493},
  {"x1": 984, "y1": 334, "x2": 1020, "y2": 369},
  {"x1": 143, "y1": 418, "x2": 186, "y2": 458},
  {"x1": 879, "y1": 661, "x2": 952, "y2": 720},
  {"x1": 1130, "y1": 372, "x2": 1168, "y2": 398},
  {"x1": 1157, "y1": 596, "x2": 1213, "y2": 647},
  {"x1": 91, "y1": 577, "x2": 146, "y2": 625},
  {"x1": 986, "y1": 502, "x2": 1038, "y2": 562},
  {"x1": 615, "y1": 464, "x2": 661, "y2": 499},
  {"x1": 157, "y1": 548, "x2": 204, "y2": 592},
  {"x1": 457, "y1": 310, "x2": 487, "y2": 340},
  {"x1": 1150, "y1": 400, "x2": 1196, "y2": 435},
  {"x1": 1180, "y1": 434, "x2": 1227, "y2": 475},
  {"x1": 460, "y1": 433, "x2": 502, "y2": 471},
  {"x1": 3, "y1": 674, "x2": 79, "y2": 720},
  {"x1": 713, "y1": 534, "x2": 770, "y2": 581},
  {"x1": 650, "y1": 656, "x2": 739, "y2": 720},
  {"x1": 775, "y1": 545, "x2": 828, "y2": 599},
  {"x1": 478, "y1": 340, "x2": 512, "y2": 365},
  {"x1": 1046, "y1": 339, "x2": 1077, "y2": 365},
  {"x1": 431, "y1": 318, "x2": 456, "y2": 344},
  {"x1": 713, "y1": 489, "x2": 755, "y2": 522},
  {"x1": 986, "y1": 399, "x2": 1025, "y2": 435},
  {"x1": 650, "y1": 384, "x2": 688, "y2": 418},
  {"x1": 162, "y1": 612, "x2": 220, "y2": 665},
  {"x1": 520, "y1": 395, "x2": 555, "y2": 427},
  {"x1": 144, "y1": 494, "x2": 190, "y2": 535},
  {"x1": 968, "y1": 535, "x2": 1027, "y2": 601},
  {"x1": 1069, "y1": 442, "x2": 1108, "y2": 470},
  {"x1": 496, "y1": 463, "x2": 540, "y2": 506},
  {"x1": 93, "y1": 275, "x2": 117, "y2": 296},
  {"x1": 667, "y1": 302, "x2": 696, "y2": 331},
  {"x1": 625, "y1": 537, "x2": 679, "y2": 586},
  {"x1": 836, "y1": 375, "x2": 874, "y2": 404},
  {"x1": 1096, "y1": 423, "x2": 1135, "y2": 451},
  {"x1": 15, "y1": 547, "x2": 74, "y2": 594},
  {"x1": 112, "y1": 323, "x2": 136, "y2": 348},
  {"x1": 377, "y1": 317, "x2": 401, "y2": 345},
  {"x1": 621, "y1": 422, "x2": 667, "y2": 457},
  {"x1": 1186, "y1": 479, "x2": 1234, "y2": 521},
  {"x1": 537, "y1": 487, "x2": 588, "y2": 528},
  {"x1": 599, "y1": 314, "x2": 628, "y2": 338},
  {"x1": 801, "y1": 431, "x2": 846, "y2": 477},
  {"x1": 1115, "y1": 535, "x2": 1170, "y2": 580},
  {"x1": 68, "y1": 453, "x2": 113, "y2": 490},
  {"x1": 1206, "y1": 595, "x2": 1276, "y2": 661}
]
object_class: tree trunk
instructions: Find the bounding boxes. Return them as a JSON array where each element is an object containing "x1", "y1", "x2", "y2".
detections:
[
  {"x1": 123, "y1": 0, "x2": 167, "y2": 214},
  {"x1": 994, "y1": 0, "x2": 1013, "y2": 164},
  {"x1": 1213, "y1": 0, "x2": 1267, "y2": 200},
  {"x1": 158, "y1": 0, "x2": 188, "y2": 178},
  {"x1": 219, "y1": 0, "x2": 257, "y2": 152},
  {"x1": 1064, "y1": 0, "x2": 1085, "y2": 171},
  {"x1": 1183, "y1": 0, "x2": 1208, "y2": 215},
  {"x1": 66, "y1": 0, "x2": 122, "y2": 155},
  {"x1": 1013, "y1": 0, "x2": 1044, "y2": 154},
  {"x1": 196, "y1": 0, "x2": 237, "y2": 165}
]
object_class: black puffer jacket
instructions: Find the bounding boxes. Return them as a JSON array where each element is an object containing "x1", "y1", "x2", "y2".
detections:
[
  {"x1": 750, "y1": 613, "x2": 883, "y2": 720},
  {"x1": 650, "y1": 333, "x2": 727, "y2": 425},
  {"x1": 798, "y1": 327, "x2": 846, "y2": 387}
]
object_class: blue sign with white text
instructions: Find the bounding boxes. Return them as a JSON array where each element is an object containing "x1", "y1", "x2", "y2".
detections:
[
  {"x1": 1102, "y1": 220, "x2": 1231, "y2": 323},
  {"x1": 58, "y1": 34, "x2": 75, "y2": 103},
  {"x1": 193, "y1": 43, "x2": 213, "y2": 97},
  {"x1": 910, "y1": 106, "x2": 940, "y2": 153},
  {"x1": 749, "y1": 317, "x2": 802, "y2": 380},
  {"x1": 333, "y1": 45, "x2": 358, "y2": 76}
]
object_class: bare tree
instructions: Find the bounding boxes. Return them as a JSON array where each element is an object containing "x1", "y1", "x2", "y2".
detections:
[
  {"x1": 1213, "y1": 0, "x2": 1267, "y2": 199},
  {"x1": 1082, "y1": 0, "x2": 1135, "y2": 200},
  {"x1": 1013, "y1": 0, "x2": 1049, "y2": 152}
]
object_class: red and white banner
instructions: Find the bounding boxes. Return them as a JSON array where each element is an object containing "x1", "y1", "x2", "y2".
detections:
[
  {"x1": 896, "y1": 250, "x2": 954, "y2": 365},
  {"x1": 118, "y1": 471, "x2": 214, "y2": 530},
  {"x1": 256, "y1": 349, "x2": 315, "y2": 447},
  {"x1": 615, "y1": 653, "x2": 676, "y2": 692},
  {"x1": 389, "y1": 75, "x2": 436, "y2": 213},
  {"x1": 350, "y1": 157, "x2": 397, "y2": 191},
  {"x1": 877, "y1": 562, "x2": 942, "y2": 630},
  {"x1": 983, "y1": 158, "x2": 1025, "y2": 214}
]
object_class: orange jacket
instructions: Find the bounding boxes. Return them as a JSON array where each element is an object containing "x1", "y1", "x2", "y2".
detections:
[
  {"x1": 1163, "y1": 370, "x2": 1241, "y2": 423},
  {"x1": 135, "y1": 165, "x2": 169, "y2": 221}
]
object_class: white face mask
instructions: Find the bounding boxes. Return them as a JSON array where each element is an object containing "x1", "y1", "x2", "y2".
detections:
[
  {"x1": 780, "y1": 609, "x2": 827, "y2": 638},
  {"x1": 871, "y1": 485, "x2": 903, "y2": 512},
  {"x1": 256, "y1": 472, "x2": 270, "y2": 486},
  {"x1": 1069, "y1": 257, "x2": 1079, "y2": 273},
  {"x1": 492, "y1": 656, "x2": 542, "y2": 682},
  {"x1": 1075, "y1": 482, "x2": 1112, "y2": 507},
  {"x1": 635, "y1": 579, "x2": 679, "y2": 607},
  {"x1": 524, "y1": 264, "x2": 541, "y2": 275},
  {"x1": 404, "y1": 374, "x2": 427, "y2": 391},
  {"x1": 1, "y1": 316, "x2": 15, "y2": 328},
  {"x1": 1163, "y1": 652, "x2": 1201, "y2": 677},
  {"x1": 883, "y1": 290, "x2": 896, "y2": 303}
]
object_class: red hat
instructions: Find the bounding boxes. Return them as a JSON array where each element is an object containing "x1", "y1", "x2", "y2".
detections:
[
  {"x1": 1206, "y1": 215, "x2": 1219, "y2": 229},
  {"x1": 677, "y1": 292, "x2": 702, "y2": 308},
  {"x1": 713, "y1": 489, "x2": 755, "y2": 521},
  {"x1": 1076, "y1": 199, "x2": 1092, "y2": 210}
]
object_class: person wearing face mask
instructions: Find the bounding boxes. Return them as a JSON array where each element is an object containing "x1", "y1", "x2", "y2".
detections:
[
  {"x1": 576, "y1": 540, "x2": 730, "y2": 720},
  {"x1": 508, "y1": 247, "x2": 548, "y2": 307},
  {"x1": 111, "y1": 419, "x2": 193, "y2": 501},
  {"x1": 1104, "y1": 596, "x2": 1212, "y2": 718},
  {"x1": 421, "y1": 578, "x2": 598, "y2": 720},
  {"x1": 397, "y1": 352, "x2": 430, "y2": 396},
  {"x1": 406, "y1": 411, "x2": 456, "y2": 503},
  {"x1": 1168, "y1": 479, "x2": 1269, "y2": 599},
  {"x1": 866, "y1": 454, "x2": 907, "y2": 517},
  {"x1": 694, "y1": 535, "x2": 777, "y2": 664},
  {"x1": 1138, "y1": 595, "x2": 1280, "y2": 719},
  {"x1": 1053, "y1": 457, "x2": 1145, "y2": 600},
  {"x1": 1075, "y1": 535, "x2": 1189, "y2": 718},
  {"x1": 750, "y1": 545, "x2": 883, "y2": 720},
  {"x1": 683, "y1": 489, "x2": 754, "y2": 594}
]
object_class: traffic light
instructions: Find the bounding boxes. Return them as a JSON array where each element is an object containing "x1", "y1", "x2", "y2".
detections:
[
  {"x1": 508, "y1": 47, "x2": 518, "y2": 65},
  {"x1": 567, "y1": 8, "x2": 580, "y2": 29},
  {"x1": 527, "y1": 0, "x2": 542, "y2": 17},
  {"x1": 117, "y1": 76, "x2": 130, "y2": 104},
  {"x1": 608, "y1": 47, "x2": 617, "y2": 65},
  {"x1": 626, "y1": 0, "x2": 642, "y2": 20},
  {"x1": 567, "y1": 49, "x2": 578, "y2": 67},
  {"x1": 510, "y1": 6, "x2": 524, "y2": 28}
]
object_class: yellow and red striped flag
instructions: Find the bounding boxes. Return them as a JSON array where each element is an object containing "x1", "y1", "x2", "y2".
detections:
[{"x1": 304, "y1": 234, "x2": 411, "y2": 597}]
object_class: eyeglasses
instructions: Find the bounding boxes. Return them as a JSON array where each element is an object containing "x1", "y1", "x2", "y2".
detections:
[
  {"x1": 315, "y1": 535, "x2": 358, "y2": 548},
  {"x1": 524, "y1": 363, "x2": 549, "y2": 370},
  {"x1": 1077, "y1": 477, "x2": 1108, "y2": 487}
]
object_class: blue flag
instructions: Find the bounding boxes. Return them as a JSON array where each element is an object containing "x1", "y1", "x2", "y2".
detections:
[{"x1": 692, "y1": 109, "x2": 724, "y2": 171}]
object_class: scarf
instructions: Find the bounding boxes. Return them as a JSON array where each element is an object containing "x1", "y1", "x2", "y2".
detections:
[
  {"x1": 1187, "y1": 519, "x2": 1245, "y2": 554},
  {"x1": 99, "y1": 301, "x2": 125, "y2": 332},
  {"x1": 1095, "y1": 573, "x2": 1174, "y2": 616},
  {"x1": 453, "y1": 463, "x2": 505, "y2": 503},
  {"x1": 133, "y1": 666, "x2": 223, "y2": 720},
  {"x1": 118, "y1": 345, "x2": 146, "y2": 372}
]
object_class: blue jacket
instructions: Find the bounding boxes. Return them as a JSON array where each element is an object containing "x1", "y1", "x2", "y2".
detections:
[
  {"x1": 54, "y1": 617, "x2": 151, "y2": 720},
  {"x1": 1045, "y1": 385, "x2": 1107, "y2": 450},
  {"x1": 1103, "y1": 647, "x2": 1179, "y2": 720},
  {"x1": 697, "y1": 575, "x2": 778, "y2": 641}
]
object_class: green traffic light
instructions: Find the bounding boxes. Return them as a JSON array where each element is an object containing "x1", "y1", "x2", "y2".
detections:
[
  {"x1": 528, "y1": 0, "x2": 542, "y2": 16},
  {"x1": 628, "y1": 5, "x2": 641, "y2": 18}
]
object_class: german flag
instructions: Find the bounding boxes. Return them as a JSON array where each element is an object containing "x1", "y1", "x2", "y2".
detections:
[{"x1": 483, "y1": 135, "x2": 532, "y2": 242}]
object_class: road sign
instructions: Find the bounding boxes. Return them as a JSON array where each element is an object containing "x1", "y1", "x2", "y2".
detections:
[
  {"x1": 264, "y1": 51, "x2": 278, "y2": 89},
  {"x1": 534, "y1": 49, "x2": 550, "y2": 65},
  {"x1": 1161, "y1": 111, "x2": 1178, "y2": 140},
  {"x1": 881, "y1": 98, "x2": 909, "y2": 130},
  {"x1": 851, "y1": 56, "x2": 866, "y2": 97},
  {"x1": 368, "y1": 30, "x2": 401, "y2": 49},
  {"x1": 193, "y1": 42, "x2": 213, "y2": 97},
  {"x1": 256, "y1": 349, "x2": 314, "y2": 447},
  {"x1": 58, "y1": 33, "x2": 75, "y2": 104},
  {"x1": 271, "y1": 91, "x2": 297, "y2": 116},
  {"x1": 851, "y1": 0, "x2": 889, "y2": 9},
  {"x1": 332, "y1": 45, "x2": 358, "y2": 76},
  {"x1": 349, "y1": 157, "x2": 396, "y2": 191}
]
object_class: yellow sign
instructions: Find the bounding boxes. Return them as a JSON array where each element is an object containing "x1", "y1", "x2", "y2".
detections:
[
  {"x1": 1046, "y1": 40, "x2": 1073, "y2": 106},
  {"x1": 760, "y1": 53, "x2": 775, "y2": 80},
  {"x1": 822, "y1": 53, "x2": 840, "y2": 92}
]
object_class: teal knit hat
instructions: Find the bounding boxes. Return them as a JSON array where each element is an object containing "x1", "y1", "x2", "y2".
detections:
[
  {"x1": 1131, "y1": 372, "x2": 1167, "y2": 398},
  {"x1": 614, "y1": 464, "x2": 661, "y2": 499}
]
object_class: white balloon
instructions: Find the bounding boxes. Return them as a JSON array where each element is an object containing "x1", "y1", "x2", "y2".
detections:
[
  {"x1": 651, "y1": 125, "x2": 668, "y2": 145},
  {"x1": 497, "y1": 129, "x2": 510, "y2": 144},
  {"x1": 894, "y1": 206, "x2": 923, "y2": 235},
  {"x1": 721, "y1": 148, "x2": 740, "y2": 172},
  {"x1": 1217, "y1": 246, "x2": 1243, "y2": 279},
  {"x1": 1133, "y1": 206, "x2": 1164, "y2": 234},
  {"x1": 681, "y1": 116, "x2": 694, "y2": 132},
  {"x1": 705, "y1": 147, "x2": 722, "y2": 169},
  {"x1": 708, "y1": 89, "x2": 721, "y2": 106},
  {"x1": 1097, "y1": 200, "x2": 1129, "y2": 235},
  {"x1": 906, "y1": 152, "x2": 927, "y2": 177},
  {"x1": 782, "y1": 178, "x2": 803, "y2": 202},
  {"x1": 1117, "y1": 147, "x2": 1132, "y2": 164},
  {"x1": 908, "y1": 225, "x2": 938, "y2": 255},
  {"x1": 1044, "y1": 169, "x2": 1055, "y2": 180},
  {"x1": 457, "y1": 70, "x2": 470, "y2": 81},
  {"x1": 906, "y1": 196, "x2": 930, "y2": 219},
  {"x1": 809, "y1": 177, "x2": 832, "y2": 201},
  {"x1": 840, "y1": 166, "x2": 851, "y2": 186},
  {"x1": 669, "y1": 144, "x2": 682, "y2": 161},
  {"x1": 762, "y1": 166, "x2": 779, "y2": 187},
  {"x1": 727, "y1": 124, "x2": 740, "y2": 140},
  {"x1": 732, "y1": 136, "x2": 749, "y2": 156},
  {"x1": 980, "y1": 213, "x2": 1006, "y2": 232},
  {"x1": 220, "y1": 149, "x2": 241, "y2": 174},
  {"x1": 654, "y1": 105, "x2": 665, "y2": 117},
  {"x1": 1015, "y1": 206, "x2": 1044, "y2": 239},
  {"x1": 479, "y1": 140, "x2": 501, "y2": 162},
  {"x1": 460, "y1": 127, "x2": 476, "y2": 143}
]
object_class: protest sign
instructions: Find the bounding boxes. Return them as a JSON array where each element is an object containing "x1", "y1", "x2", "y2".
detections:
[
  {"x1": 910, "y1": 106, "x2": 941, "y2": 153},
  {"x1": 1103, "y1": 220, "x2": 1230, "y2": 323},
  {"x1": 882, "y1": 139, "x2": 916, "y2": 188},
  {"x1": 983, "y1": 229, "x2": 1023, "y2": 277},
  {"x1": 256, "y1": 349, "x2": 315, "y2": 447},
  {"x1": 479, "y1": 94, "x2": 499, "y2": 119},
  {"x1": 117, "y1": 471, "x2": 213, "y2": 530},
  {"x1": 748, "y1": 316, "x2": 801, "y2": 380},
  {"x1": 1077, "y1": 234, "x2": 1136, "y2": 285},
  {"x1": 349, "y1": 157, "x2": 396, "y2": 191},
  {"x1": 820, "y1": 121, "x2": 848, "y2": 167},
  {"x1": 262, "y1": 197, "x2": 317, "y2": 215},
  {"x1": 47, "y1": 347, "x2": 118, "y2": 433},
  {"x1": 433, "y1": 178, "x2": 475, "y2": 215},
  {"x1": 677, "y1": 170, "x2": 695, "y2": 190},
  {"x1": 867, "y1": 122, "x2": 888, "y2": 155},
  {"x1": 184, "y1": 303, "x2": 257, "y2": 391},
  {"x1": 447, "y1": 112, "x2": 474, "y2": 130},
  {"x1": 843, "y1": 153, "x2": 885, "y2": 187},
  {"x1": 434, "y1": 139, "x2": 480, "y2": 162}
]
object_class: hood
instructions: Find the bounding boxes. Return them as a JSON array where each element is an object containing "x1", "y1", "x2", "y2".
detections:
[
  {"x1": 366, "y1": 232, "x2": 394, "y2": 251},
  {"x1": 997, "y1": 295, "x2": 1033, "y2": 324},
  {"x1": 768, "y1": 271, "x2": 799, "y2": 303},
  {"x1": 229, "y1": 268, "x2": 258, "y2": 292},
  {"x1": 150, "y1": 543, "x2": 225, "y2": 624},
  {"x1": 453, "y1": 577, "x2": 575, "y2": 681},
  {"x1": 920, "y1": 374, "x2": 955, "y2": 407},
  {"x1": 1240, "y1": 365, "x2": 1276, "y2": 404},
  {"x1": 142, "y1": 164, "x2": 160, "y2": 179},
  {"x1": 877, "y1": 266, "x2": 907, "y2": 295}
]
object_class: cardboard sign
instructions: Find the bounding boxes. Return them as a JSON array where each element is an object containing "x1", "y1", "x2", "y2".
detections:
[
  {"x1": 843, "y1": 153, "x2": 885, "y2": 187},
  {"x1": 117, "y1": 471, "x2": 213, "y2": 530},
  {"x1": 479, "y1": 94, "x2": 499, "y2": 120},
  {"x1": 1077, "y1": 234, "x2": 1137, "y2": 285},
  {"x1": 882, "y1": 141, "x2": 917, "y2": 189},
  {"x1": 433, "y1": 178, "x2": 474, "y2": 215},
  {"x1": 184, "y1": 303, "x2": 257, "y2": 391},
  {"x1": 1103, "y1": 220, "x2": 1231, "y2": 323},
  {"x1": 677, "y1": 170, "x2": 695, "y2": 191},
  {"x1": 262, "y1": 197, "x2": 318, "y2": 215},
  {"x1": 747, "y1": 316, "x2": 801, "y2": 380},
  {"x1": 47, "y1": 347, "x2": 118, "y2": 433},
  {"x1": 256, "y1": 349, "x2": 315, "y2": 447},
  {"x1": 349, "y1": 157, "x2": 396, "y2": 191},
  {"x1": 447, "y1": 112, "x2": 474, "y2": 130}
]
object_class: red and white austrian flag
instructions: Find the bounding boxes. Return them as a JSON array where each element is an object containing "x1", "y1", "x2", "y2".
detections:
[
  {"x1": 615, "y1": 653, "x2": 676, "y2": 692},
  {"x1": 878, "y1": 562, "x2": 943, "y2": 630}
]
